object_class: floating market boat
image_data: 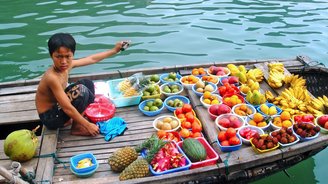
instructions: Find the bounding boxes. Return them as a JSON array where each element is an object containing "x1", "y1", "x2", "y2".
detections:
[{"x1": 0, "y1": 55, "x2": 328, "y2": 184}]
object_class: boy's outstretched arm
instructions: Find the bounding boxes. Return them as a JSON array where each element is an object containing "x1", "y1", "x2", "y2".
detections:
[{"x1": 72, "y1": 41, "x2": 129, "y2": 68}]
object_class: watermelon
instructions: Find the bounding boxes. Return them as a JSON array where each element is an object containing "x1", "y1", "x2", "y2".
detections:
[{"x1": 182, "y1": 138, "x2": 207, "y2": 162}]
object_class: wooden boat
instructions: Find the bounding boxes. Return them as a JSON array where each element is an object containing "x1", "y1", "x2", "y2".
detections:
[{"x1": 0, "y1": 55, "x2": 328, "y2": 184}]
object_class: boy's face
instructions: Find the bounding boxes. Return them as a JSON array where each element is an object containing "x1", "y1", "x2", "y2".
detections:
[{"x1": 51, "y1": 46, "x2": 74, "y2": 72}]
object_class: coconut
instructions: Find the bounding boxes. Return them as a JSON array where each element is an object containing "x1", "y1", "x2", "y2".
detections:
[{"x1": 4, "y1": 126, "x2": 39, "y2": 162}]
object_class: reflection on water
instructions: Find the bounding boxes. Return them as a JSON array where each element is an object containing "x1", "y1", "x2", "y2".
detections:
[{"x1": 0, "y1": 1, "x2": 327, "y2": 182}]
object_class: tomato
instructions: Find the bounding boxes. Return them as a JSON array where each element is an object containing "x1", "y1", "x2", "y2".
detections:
[
  {"x1": 175, "y1": 108, "x2": 183, "y2": 115},
  {"x1": 218, "y1": 131, "x2": 227, "y2": 142},
  {"x1": 228, "y1": 136, "x2": 240, "y2": 145},
  {"x1": 293, "y1": 115, "x2": 302, "y2": 123},
  {"x1": 191, "y1": 122, "x2": 202, "y2": 133},
  {"x1": 186, "y1": 114, "x2": 195, "y2": 123},
  {"x1": 182, "y1": 104, "x2": 192, "y2": 113},
  {"x1": 179, "y1": 128, "x2": 191, "y2": 138},
  {"x1": 221, "y1": 140, "x2": 230, "y2": 146},
  {"x1": 219, "y1": 86, "x2": 227, "y2": 96},
  {"x1": 192, "y1": 132, "x2": 202, "y2": 138},
  {"x1": 177, "y1": 114, "x2": 186, "y2": 119},
  {"x1": 226, "y1": 128, "x2": 236, "y2": 138},
  {"x1": 181, "y1": 121, "x2": 192, "y2": 129}
]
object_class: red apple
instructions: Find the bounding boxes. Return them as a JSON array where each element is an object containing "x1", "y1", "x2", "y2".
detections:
[
  {"x1": 230, "y1": 119, "x2": 242, "y2": 128},
  {"x1": 324, "y1": 121, "x2": 328, "y2": 129},
  {"x1": 302, "y1": 114, "x2": 314, "y2": 122},
  {"x1": 228, "y1": 76, "x2": 239, "y2": 84},
  {"x1": 217, "y1": 104, "x2": 231, "y2": 115},
  {"x1": 209, "y1": 104, "x2": 220, "y2": 115},
  {"x1": 219, "y1": 118, "x2": 230, "y2": 128},
  {"x1": 216, "y1": 71, "x2": 226, "y2": 76},
  {"x1": 217, "y1": 67, "x2": 225, "y2": 72},
  {"x1": 294, "y1": 115, "x2": 302, "y2": 123},
  {"x1": 318, "y1": 115, "x2": 328, "y2": 127}
]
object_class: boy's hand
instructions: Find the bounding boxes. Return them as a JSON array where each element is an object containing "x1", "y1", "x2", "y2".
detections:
[
  {"x1": 87, "y1": 123, "x2": 100, "y2": 136},
  {"x1": 115, "y1": 41, "x2": 131, "y2": 53}
]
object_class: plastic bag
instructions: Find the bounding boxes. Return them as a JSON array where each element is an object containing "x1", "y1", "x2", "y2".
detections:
[{"x1": 116, "y1": 72, "x2": 150, "y2": 97}]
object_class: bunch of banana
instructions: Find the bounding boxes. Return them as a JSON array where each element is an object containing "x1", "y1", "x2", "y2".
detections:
[
  {"x1": 265, "y1": 90, "x2": 275, "y2": 103},
  {"x1": 267, "y1": 62, "x2": 285, "y2": 88},
  {"x1": 247, "y1": 79, "x2": 260, "y2": 91},
  {"x1": 227, "y1": 64, "x2": 248, "y2": 83},
  {"x1": 247, "y1": 68, "x2": 264, "y2": 82},
  {"x1": 284, "y1": 74, "x2": 306, "y2": 88},
  {"x1": 271, "y1": 87, "x2": 311, "y2": 115},
  {"x1": 307, "y1": 95, "x2": 328, "y2": 116}
]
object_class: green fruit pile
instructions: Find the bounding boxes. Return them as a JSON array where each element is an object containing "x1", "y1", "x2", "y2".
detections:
[
  {"x1": 163, "y1": 72, "x2": 179, "y2": 82},
  {"x1": 166, "y1": 98, "x2": 184, "y2": 107},
  {"x1": 143, "y1": 84, "x2": 160, "y2": 97},
  {"x1": 148, "y1": 74, "x2": 160, "y2": 84},
  {"x1": 162, "y1": 84, "x2": 181, "y2": 94},
  {"x1": 143, "y1": 98, "x2": 163, "y2": 111}
]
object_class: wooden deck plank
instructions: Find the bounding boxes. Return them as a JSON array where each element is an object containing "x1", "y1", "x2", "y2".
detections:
[
  {"x1": 0, "y1": 84, "x2": 38, "y2": 96},
  {"x1": 0, "y1": 93, "x2": 35, "y2": 104}
]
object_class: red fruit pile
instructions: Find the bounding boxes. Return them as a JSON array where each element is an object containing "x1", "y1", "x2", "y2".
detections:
[
  {"x1": 208, "y1": 66, "x2": 229, "y2": 76},
  {"x1": 271, "y1": 127, "x2": 297, "y2": 144},
  {"x1": 218, "y1": 83, "x2": 240, "y2": 96},
  {"x1": 175, "y1": 104, "x2": 203, "y2": 139},
  {"x1": 251, "y1": 135, "x2": 278, "y2": 150},
  {"x1": 221, "y1": 76, "x2": 239, "y2": 85},
  {"x1": 239, "y1": 127, "x2": 260, "y2": 140},
  {"x1": 218, "y1": 128, "x2": 241, "y2": 146},
  {"x1": 293, "y1": 114, "x2": 315, "y2": 124},
  {"x1": 292, "y1": 122, "x2": 320, "y2": 138},
  {"x1": 151, "y1": 142, "x2": 187, "y2": 172},
  {"x1": 217, "y1": 115, "x2": 243, "y2": 129}
]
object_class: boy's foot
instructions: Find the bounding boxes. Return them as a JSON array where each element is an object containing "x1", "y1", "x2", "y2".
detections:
[{"x1": 64, "y1": 119, "x2": 73, "y2": 127}]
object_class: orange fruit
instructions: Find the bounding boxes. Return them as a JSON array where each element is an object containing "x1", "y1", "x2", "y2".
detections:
[
  {"x1": 157, "y1": 130, "x2": 167, "y2": 139},
  {"x1": 253, "y1": 113, "x2": 264, "y2": 123},
  {"x1": 248, "y1": 120, "x2": 257, "y2": 126},
  {"x1": 203, "y1": 98, "x2": 211, "y2": 104},
  {"x1": 211, "y1": 99, "x2": 220, "y2": 105},
  {"x1": 179, "y1": 128, "x2": 191, "y2": 138},
  {"x1": 282, "y1": 120, "x2": 292, "y2": 128},
  {"x1": 280, "y1": 111, "x2": 291, "y2": 121},
  {"x1": 257, "y1": 121, "x2": 267, "y2": 127},
  {"x1": 203, "y1": 91, "x2": 212, "y2": 99}
]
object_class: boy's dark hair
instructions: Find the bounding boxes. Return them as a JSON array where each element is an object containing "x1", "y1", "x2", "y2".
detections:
[{"x1": 48, "y1": 33, "x2": 76, "y2": 55}]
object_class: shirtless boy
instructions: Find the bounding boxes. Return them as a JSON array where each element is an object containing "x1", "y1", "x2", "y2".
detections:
[{"x1": 35, "y1": 33, "x2": 127, "y2": 136}]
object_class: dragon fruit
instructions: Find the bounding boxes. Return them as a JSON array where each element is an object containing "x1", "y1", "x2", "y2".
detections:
[{"x1": 150, "y1": 142, "x2": 187, "y2": 172}]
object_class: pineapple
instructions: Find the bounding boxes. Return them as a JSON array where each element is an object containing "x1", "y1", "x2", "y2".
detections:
[
  {"x1": 118, "y1": 135, "x2": 167, "y2": 181},
  {"x1": 119, "y1": 158, "x2": 149, "y2": 181},
  {"x1": 108, "y1": 147, "x2": 138, "y2": 172}
]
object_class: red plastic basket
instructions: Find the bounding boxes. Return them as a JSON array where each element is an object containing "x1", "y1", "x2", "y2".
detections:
[{"x1": 85, "y1": 103, "x2": 116, "y2": 123}]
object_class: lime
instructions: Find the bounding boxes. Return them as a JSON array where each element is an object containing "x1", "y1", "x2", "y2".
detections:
[
  {"x1": 150, "y1": 75, "x2": 159, "y2": 82},
  {"x1": 150, "y1": 106, "x2": 159, "y2": 111},
  {"x1": 143, "y1": 106, "x2": 150, "y2": 111},
  {"x1": 146, "y1": 101, "x2": 154, "y2": 107}
]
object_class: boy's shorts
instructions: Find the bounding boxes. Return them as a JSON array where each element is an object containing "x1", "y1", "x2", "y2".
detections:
[{"x1": 39, "y1": 79, "x2": 95, "y2": 130}]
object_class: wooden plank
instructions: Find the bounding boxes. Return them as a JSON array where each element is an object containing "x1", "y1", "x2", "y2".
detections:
[
  {"x1": 0, "y1": 85, "x2": 38, "y2": 96},
  {"x1": 0, "y1": 93, "x2": 35, "y2": 104},
  {"x1": 35, "y1": 127, "x2": 58, "y2": 184},
  {"x1": 0, "y1": 100, "x2": 35, "y2": 113},
  {"x1": 0, "y1": 110, "x2": 39, "y2": 125}
]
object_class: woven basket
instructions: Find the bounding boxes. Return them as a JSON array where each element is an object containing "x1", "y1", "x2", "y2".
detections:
[{"x1": 293, "y1": 66, "x2": 328, "y2": 97}]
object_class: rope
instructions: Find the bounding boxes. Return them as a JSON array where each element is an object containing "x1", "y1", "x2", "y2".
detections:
[
  {"x1": 35, "y1": 153, "x2": 68, "y2": 169},
  {"x1": 223, "y1": 152, "x2": 231, "y2": 176}
]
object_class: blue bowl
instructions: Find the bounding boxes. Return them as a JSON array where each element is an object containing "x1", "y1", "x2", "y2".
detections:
[
  {"x1": 191, "y1": 82, "x2": 218, "y2": 97},
  {"x1": 164, "y1": 95, "x2": 190, "y2": 112},
  {"x1": 70, "y1": 153, "x2": 98, "y2": 174},
  {"x1": 138, "y1": 99, "x2": 164, "y2": 116},
  {"x1": 141, "y1": 141, "x2": 191, "y2": 176},
  {"x1": 256, "y1": 103, "x2": 282, "y2": 117},
  {"x1": 217, "y1": 134, "x2": 242, "y2": 152},
  {"x1": 160, "y1": 73, "x2": 182, "y2": 84}
]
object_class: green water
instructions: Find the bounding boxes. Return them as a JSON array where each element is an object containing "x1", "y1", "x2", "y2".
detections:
[{"x1": 1, "y1": 0, "x2": 327, "y2": 183}]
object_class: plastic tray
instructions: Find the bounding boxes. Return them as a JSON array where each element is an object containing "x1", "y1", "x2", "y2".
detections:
[
  {"x1": 107, "y1": 78, "x2": 142, "y2": 107},
  {"x1": 70, "y1": 153, "x2": 98, "y2": 174},
  {"x1": 141, "y1": 141, "x2": 191, "y2": 176}
]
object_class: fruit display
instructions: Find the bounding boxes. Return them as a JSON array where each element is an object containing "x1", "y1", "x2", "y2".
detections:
[
  {"x1": 220, "y1": 76, "x2": 239, "y2": 86},
  {"x1": 238, "y1": 126, "x2": 263, "y2": 145},
  {"x1": 293, "y1": 114, "x2": 315, "y2": 124},
  {"x1": 218, "y1": 128, "x2": 241, "y2": 146},
  {"x1": 222, "y1": 94, "x2": 244, "y2": 108},
  {"x1": 201, "y1": 75, "x2": 219, "y2": 84},
  {"x1": 208, "y1": 104, "x2": 231, "y2": 120},
  {"x1": 207, "y1": 66, "x2": 230, "y2": 77},
  {"x1": 147, "y1": 74, "x2": 160, "y2": 84},
  {"x1": 271, "y1": 111, "x2": 293, "y2": 129},
  {"x1": 316, "y1": 115, "x2": 328, "y2": 133},
  {"x1": 157, "y1": 130, "x2": 181, "y2": 142},
  {"x1": 200, "y1": 91, "x2": 221, "y2": 108},
  {"x1": 267, "y1": 62, "x2": 285, "y2": 89},
  {"x1": 142, "y1": 84, "x2": 161, "y2": 99},
  {"x1": 160, "y1": 82, "x2": 183, "y2": 95},
  {"x1": 180, "y1": 75, "x2": 199, "y2": 86},
  {"x1": 181, "y1": 138, "x2": 207, "y2": 162},
  {"x1": 191, "y1": 68, "x2": 207, "y2": 76},
  {"x1": 108, "y1": 147, "x2": 138, "y2": 172},
  {"x1": 245, "y1": 89, "x2": 266, "y2": 106},
  {"x1": 192, "y1": 80, "x2": 216, "y2": 96},
  {"x1": 232, "y1": 103, "x2": 255, "y2": 118},
  {"x1": 4, "y1": 126, "x2": 39, "y2": 162},
  {"x1": 153, "y1": 116, "x2": 181, "y2": 132},
  {"x1": 150, "y1": 142, "x2": 188, "y2": 173},
  {"x1": 258, "y1": 103, "x2": 280, "y2": 116},
  {"x1": 292, "y1": 122, "x2": 320, "y2": 141},
  {"x1": 270, "y1": 127, "x2": 299, "y2": 146},
  {"x1": 247, "y1": 113, "x2": 269, "y2": 129},
  {"x1": 218, "y1": 83, "x2": 240, "y2": 96},
  {"x1": 215, "y1": 113, "x2": 245, "y2": 130},
  {"x1": 250, "y1": 134, "x2": 279, "y2": 153},
  {"x1": 227, "y1": 64, "x2": 264, "y2": 83},
  {"x1": 160, "y1": 72, "x2": 181, "y2": 83}
]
